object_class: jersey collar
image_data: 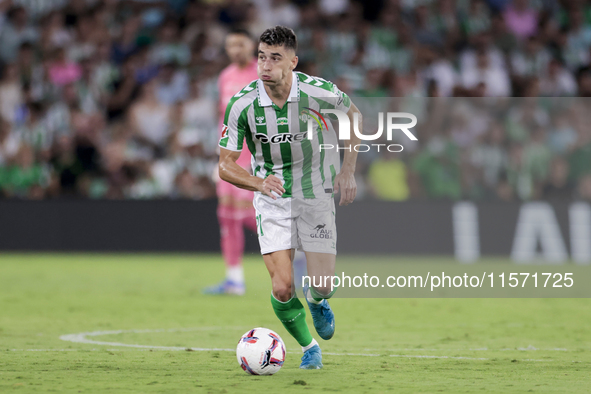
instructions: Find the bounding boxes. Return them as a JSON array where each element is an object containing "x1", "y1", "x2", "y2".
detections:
[{"x1": 257, "y1": 72, "x2": 300, "y2": 107}]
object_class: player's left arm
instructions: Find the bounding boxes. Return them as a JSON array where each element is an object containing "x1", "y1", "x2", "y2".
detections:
[{"x1": 334, "y1": 101, "x2": 362, "y2": 206}]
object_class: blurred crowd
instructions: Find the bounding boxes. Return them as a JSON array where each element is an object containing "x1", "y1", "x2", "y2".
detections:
[{"x1": 0, "y1": 0, "x2": 590, "y2": 201}]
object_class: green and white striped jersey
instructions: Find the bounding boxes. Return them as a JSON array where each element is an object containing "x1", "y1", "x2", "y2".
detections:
[{"x1": 219, "y1": 71, "x2": 351, "y2": 199}]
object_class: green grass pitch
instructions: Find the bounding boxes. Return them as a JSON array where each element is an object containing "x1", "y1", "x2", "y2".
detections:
[{"x1": 0, "y1": 253, "x2": 589, "y2": 393}]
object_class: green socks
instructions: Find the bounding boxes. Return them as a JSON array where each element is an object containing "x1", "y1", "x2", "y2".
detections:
[{"x1": 270, "y1": 293, "x2": 313, "y2": 347}]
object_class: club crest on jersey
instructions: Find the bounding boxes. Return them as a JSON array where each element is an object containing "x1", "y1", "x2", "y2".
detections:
[
  {"x1": 221, "y1": 125, "x2": 228, "y2": 138},
  {"x1": 300, "y1": 107, "x2": 328, "y2": 131},
  {"x1": 256, "y1": 116, "x2": 266, "y2": 125}
]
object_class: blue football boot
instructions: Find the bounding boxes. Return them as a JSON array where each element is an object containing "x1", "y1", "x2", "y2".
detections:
[
  {"x1": 203, "y1": 279, "x2": 245, "y2": 295},
  {"x1": 303, "y1": 284, "x2": 335, "y2": 340},
  {"x1": 299, "y1": 344, "x2": 323, "y2": 369}
]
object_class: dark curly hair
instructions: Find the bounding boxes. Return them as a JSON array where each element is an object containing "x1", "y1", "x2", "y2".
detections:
[{"x1": 259, "y1": 26, "x2": 297, "y2": 52}]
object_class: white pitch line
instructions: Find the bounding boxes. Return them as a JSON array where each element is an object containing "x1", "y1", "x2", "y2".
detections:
[
  {"x1": 59, "y1": 327, "x2": 248, "y2": 352},
  {"x1": 10, "y1": 349, "x2": 82, "y2": 352},
  {"x1": 55, "y1": 328, "x2": 563, "y2": 362}
]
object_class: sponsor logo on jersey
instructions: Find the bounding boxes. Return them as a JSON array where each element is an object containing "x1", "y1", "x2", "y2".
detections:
[
  {"x1": 254, "y1": 132, "x2": 307, "y2": 144},
  {"x1": 221, "y1": 124, "x2": 228, "y2": 138},
  {"x1": 256, "y1": 116, "x2": 266, "y2": 125},
  {"x1": 276, "y1": 117, "x2": 288, "y2": 126},
  {"x1": 311, "y1": 223, "x2": 333, "y2": 239}
]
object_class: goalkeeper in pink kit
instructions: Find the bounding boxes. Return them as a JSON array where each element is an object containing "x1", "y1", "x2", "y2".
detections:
[{"x1": 204, "y1": 29, "x2": 258, "y2": 295}]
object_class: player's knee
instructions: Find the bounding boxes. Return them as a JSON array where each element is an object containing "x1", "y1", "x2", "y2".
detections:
[{"x1": 273, "y1": 282, "x2": 293, "y2": 302}]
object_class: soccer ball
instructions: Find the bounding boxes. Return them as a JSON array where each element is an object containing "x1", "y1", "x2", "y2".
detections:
[{"x1": 236, "y1": 328, "x2": 286, "y2": 375}]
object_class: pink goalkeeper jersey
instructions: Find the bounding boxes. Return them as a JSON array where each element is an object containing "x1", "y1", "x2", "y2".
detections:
[{"x1": 218, "y1": 60, "x2": 258, "y2": 167}]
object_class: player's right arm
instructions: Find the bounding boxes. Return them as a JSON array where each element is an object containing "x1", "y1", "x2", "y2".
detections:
[
  {"x1": 218, "y1": 98, "x2": 284, "y2": 199},
  {"x1": 219, "y1": 148, "x2": 284, "y2": 199}
]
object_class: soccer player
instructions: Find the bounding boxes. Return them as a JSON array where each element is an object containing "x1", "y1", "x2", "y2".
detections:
[
  {"x1": 218, "y1": 26, "x2": 361, "y2": 369},
  {"x1": 204, "y1": 29, "x2": 258, "y2": 295}
]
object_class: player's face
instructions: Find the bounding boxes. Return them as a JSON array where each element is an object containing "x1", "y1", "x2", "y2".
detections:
[
  {"x1": 257, "y1": 43, "x2": 298, "y2": 86},
  {"x1": 225, "y1": 34, "x2": 255, "y2": 65}
]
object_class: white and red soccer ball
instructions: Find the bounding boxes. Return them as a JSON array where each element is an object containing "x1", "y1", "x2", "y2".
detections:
[{"x1": 236, "y1": 328, "x2": 286, "y2": 375}]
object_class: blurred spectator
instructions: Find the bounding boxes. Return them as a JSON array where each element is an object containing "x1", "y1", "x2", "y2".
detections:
[
  {"x1": 100, "y1": 138, "x2": 129, "y2": 199},
  {"x1": 0, "y1": 6, "x2": 38, "y2": 62},
  {"x1": 155, "y1": 62, "x2": 189, "y2": 105},
  {"x1": 259, "y1": 0, "x2": 301, "y2": 29},
  {"x1": 506, "y1": 143, "x2": 532, "y2": 200},
  {"x1": 0, "y1": 63, "x2": 23, "y2": 124},
  {"x1": 48, "y1": 47, "x2": 82, "y2": 87},
  {"x1": 16, "y1": 101, "x2": 51, "y2": 156},
  {"x1": 543, "y1": 157, "x2": 574, "y2": 200},
  {"x1": 565, "y1": 7, "x2": 591, "y2": 64},
  {"x1": 128, "y1": 79, "x2": 174, "y2": 157},
  {"x1": 568, "y1": 135, "x2": 591, "y2": 183},
  {"x1": 106, "y1": 55, "x2": 141, "y2": 121},
  {"x1": 149, "y1": 17, "x2": 190, "y2": 66},
  {"x1": 505, "y1": 99, "x2": 549, "y2": 143},
  {"x1": 0, "y1": 144, "x2": 48, "y2": 198},
  {"x1": 45, "y1": 10, "x2": 73, "y2": 49},
  {"x1": 539, "y1": 58, "x2": 577, "y2": 96},
  {"x1": 67, "y1": 12, "x2": 98, "y2": 62},
  {"x1": 414, "y1": 4, "x2": 442, "y2": 47},
  {"x1": 449, "y1": 102, "x2": 489, "y2": 148},
  {"x1": 462, "y1": 0, "x2": 491, "y2": 39},
  {"x1": 418, "y1": 46, "x2": 457, "y2": 97},
  {"x1": 111, "y1": 16, "x2": 141, "y2": 65},
  {"x1": 320, "y1": 0, "x2": 349, "y2": 16},
  {"x1": 578, "y1": 174, "x2": 591, "y2": 200},
  {"x1": 511, "y1": 36, "x2": 551, "y2": 78},
  {"x1": 50, "y1": 134, "x2": 83, "y2": 196},
  {"x1": 178, "y1": 78, "x2": 216, "y2": 153},
  {"x1": 16, "y1": 42, "x2": 45, "y2": 101},
  {"x1": 182, "y1": 2, "x2": 226, "y2": 51},
  {"x1": 503, "y1": 0, "x2": 538, "y2": 41},
  {"x1": 460, "y1": 32, "x2": 506, "y2": 74},
  {"x1": 547, "y1": 111, "x2": 577, "y2": 154},
  {"x1": 173, "y1": 168, "x2": 214, "y2": 200},
  {"x1": 523, "y1": 126, "x2": 552, "y2": 197},
  {"x1": 471, "y1": 121, "x2": 507, "y2": 195},
  {"x1": 412, "y1": 126, "x2": 461, "y2": 200},
  {"x1": 461, "y1": 49, "x2": 511, "y2": 96},
  {"x1": 490, "y1": 12, "x2": 518, "y2": 55},
  {"x1": 576, "y1": 66, "x2": 591, "y2": 96}
]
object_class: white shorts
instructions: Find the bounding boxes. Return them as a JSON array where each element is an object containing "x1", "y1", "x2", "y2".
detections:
[{"x1": 253, "y1": 193, "x2": 337, "y2": 255}]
